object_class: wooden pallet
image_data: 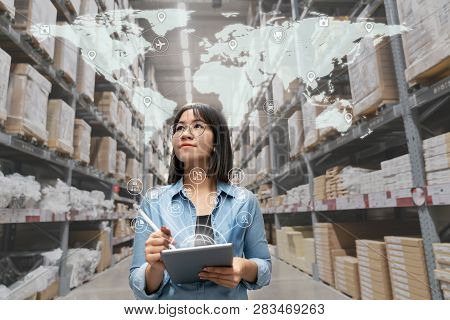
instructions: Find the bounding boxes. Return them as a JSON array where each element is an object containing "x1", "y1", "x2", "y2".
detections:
[
  {"x1": 354, "y1": 99, "x2": 397, "y2": 121},
  {"x1": 407, "y1": 55, "x2": 450, "y2": 88},
  {"x1": 5, "y1": 124, "x2": 48, "y2": 147},
  {"x1": 21, "y1": 34, "x2": 53, "y2": 62},
  {"x1": 56, "y1": 69, "x2": 75, "y2": 85},
  {"x1": 48, "y1": 139, "x2": 73, "y2": 157}
]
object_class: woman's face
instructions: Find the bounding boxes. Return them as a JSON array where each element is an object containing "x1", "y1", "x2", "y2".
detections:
[{"x1": 172, "y1": 109, "x2": 214, "y2": 169}]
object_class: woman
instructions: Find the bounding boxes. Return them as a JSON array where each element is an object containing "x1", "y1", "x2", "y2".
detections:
[{"x1": 129, "y1": 103, "x2": 271, "y2": 299}]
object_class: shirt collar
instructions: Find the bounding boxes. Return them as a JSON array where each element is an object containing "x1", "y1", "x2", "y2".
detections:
[{"x1": 168, "y1": 178, "x2": 237, "y2": 199}]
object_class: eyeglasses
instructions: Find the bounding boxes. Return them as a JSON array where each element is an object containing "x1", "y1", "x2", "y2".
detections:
[{"x1": 171, "y1": 122, "x2": 207, "y2": 137}]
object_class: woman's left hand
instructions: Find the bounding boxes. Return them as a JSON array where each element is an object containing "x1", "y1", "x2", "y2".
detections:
[{"x1": 198, "y1": 257, "x2": 246, "y2": 288}]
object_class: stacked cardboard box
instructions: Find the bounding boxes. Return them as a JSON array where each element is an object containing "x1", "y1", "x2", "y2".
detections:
[
  {"x1": 325, "y1": 166, "x2": 343, "y2": 199},
  {"x1": 256, "y1": 145, "x2": 271, "y2": 179},
  {"x1": 95, "y1": 92, "x2": 118, "y2": 127},
  {"x1": 356, "y1": 240, "x2": 393, "y2": 299},
  {"x1": 90, "y1": 137, "x2": 117, "y2": 175},
  {"x1": 14, "y1": 0, "x2": 57, "y2": 59},
  {"x1": 275, "y1": 226, "x2": 309, "y2": 262},
  {"x1": 117, "y1": 101, "x2": 127, "y2": 136},
  {"x1": 0, "y1": 48, "x2": 11, "y2": 124},
  {"x1": 73, "y1": 119, "x2": 91, "y2": 164},
  {"x1": 124, "y1": 106, "x2": 132, "y2": 142},
  {"x1": 348, "y1": 37, "x2": 399, "y2": 119},
  {"x1": 423, "y1": 133, "x2": 450, "y2": 185},
  {"x1": 113, "y1": 219, "x2": 134, "y2": 238},
  {"x1": 334, "y1": 256, "x2": 361, "y2": 299},
  {"x1": 432, "y1": 243, "x2": 450, "y2": 300},
  {"x1": 115, "y1": 151, "x2": 126, "y2": 182},
  {"x1": 53, "y1": 22, "x2": 78, "y2": 83},
  {"x1": 314, "y1": 175, "x2": 326, "y2": 201},
  {"x1": 397, "y1": 0, "x2": 450, "y2": 86},
  {"x1": 6, "y1": 64, "x2": 52, "y2": 143},
  {"x1": 385, "y1": 236, "x2": 431, "y2": 299},
  {"x1": 76, "y1": 55, "x2": 96, "y2": 102},
  {"x1": 288, "y1": 109, "x2": 304, "y2": 158},
  {"x1": 0, "y1": 0, "x2": 15, "y2": 17},
  {"x1": 47, "y1": 100, "x2": 75, "y2": 155},
  {"x1": 303, "y1": 238, "x2": 316, "y2": 275},
  {"x1": 381, "y1": 155, "x2": 412, "y2": 191},
  {"x1": 144, "y1": 173, "x2": 154, "y2": 189},
  {"x1": 302, "y1": 99, "x2": 326, "y2": 150},
  {"x1": 360, "y1": 170, "x2": 384, "y2": 194},
  {"x1": 126, "y1": 158, "x2": 139, "y2": 181},
  {"x1": 285, "y1": 228, "x2": 314, "y2": 268},
  {"x1": 314, "y1": 221, "x2": 421, "y2": 288}
]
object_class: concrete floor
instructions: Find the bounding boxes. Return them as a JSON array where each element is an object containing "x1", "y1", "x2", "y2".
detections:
[{"x1": 62, "y1": 256, "x2": 348, "y2": 300}]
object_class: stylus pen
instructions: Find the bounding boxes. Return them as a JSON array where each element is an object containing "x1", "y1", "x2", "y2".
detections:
[{"x1": 138, "y1": 208, "x2": 176, "y2": 249}]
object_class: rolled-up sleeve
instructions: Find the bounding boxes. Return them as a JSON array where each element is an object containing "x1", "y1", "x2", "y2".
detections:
[
  {"x1": 129, "y1": 201, "x2": 169, "y2": 299},
  {"x1": 241, "y1": 195, "x2": 272, "y2": 290}
]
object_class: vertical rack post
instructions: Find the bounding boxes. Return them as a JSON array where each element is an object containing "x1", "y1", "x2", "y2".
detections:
[{"x1": 384, "y1": 0, "x2": 442, "y2": 300}]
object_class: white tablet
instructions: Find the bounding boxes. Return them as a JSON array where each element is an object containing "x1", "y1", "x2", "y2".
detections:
[{"x1": 161, "y1": 243, "x2": 233, "y2": 284}]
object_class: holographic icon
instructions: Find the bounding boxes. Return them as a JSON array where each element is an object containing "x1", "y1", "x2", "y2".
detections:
[
  {"x1": 228, "y1": 168, "x2": 245, "y2": 185},
  {"x1": 236, "y1": 211, "x2": 252, "y2": 228},
  {"x1": 144, "y1": 96, "x2": 152, "y2": 108},
  {"x1": 206, "y1": 192, "x2": 219, "y2": 209},
  {"x1": 171, "y1": 200, "x2": 183, "y2": 217},
  {"x1": 157, "y1": 11, "x2": 166, "y2": 23},
  {"x1": 365, "y1": 22, "x2": 374, "y2": 33},
  {"x1": 270, "y1": 26, "x2": 286, "y2": 44},
  {"x1": 344, "y1": 113, "x2": 353, "y2": 124},
  {"x1": 228, "y1": 39, "x2": 237, "y2": 50},
  {"x1": 127, "y1": 178, "x2": 143, "y2": 195},
  {"x1": 153, "y1": 36, "x2": 169, "y2": 52},
  {"x1": 319, "y1": 16, "x2": 329, "y2": 27},
  {"x1": 131, "y1": 217, "x2": 148, "y2": 234},
  {"x1": 235, "y1": 188, "x2": 249, "y2": 203},
  {"x1": 87, "y1": 50, "x2": 97, "y2": 60},
  {"x1": 145, "y1": 187, "x2": 161, "y2": 201},
  {"x1": 263, "y1": 100, "x2": 278, "y2": 115},
  {"x1": 39, "y1": 25, "x2": 50, "y2": 35},
  {"x1": 306, "y1": 71, "x2": 316, "y2": 83},
  {"x1": 189, "y1": 167, "x2": 206, "y2": 184}
]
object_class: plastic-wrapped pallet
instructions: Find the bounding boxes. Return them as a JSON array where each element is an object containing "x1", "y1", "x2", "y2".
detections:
[
  {"x1": 90, "y1": 137, "x2": 117, "y2": 175},
  {"x1": 348, "y1": 37, "x2": 399, "y2": 119},
  {"x1": 0, "y1": 48, "x2": 11, "y2": 124},
  {"x1": 0, "y1": 0, "x2": 15, "y2": 17},
  {"x1": 6, "y1": 64, "x2": 52, "y2": 143},
  {"x1": 288, "y1": 109, "x2": 304, "y2": 158},
  {"x1": 124, "y1": 105, "x2": 133, "y2": 141},
  {"x1": 73, "y1": 119, "x2": 91, "y2": 164},
  {"x1": 76, "y1": 55, "x2": 96, "y2": 102},
  {"x1": 53, "y1": 22, "x2": 78, "y2": 84},
  {"x1": 385, "y1": 236, "x2": 431, "y2": 299},
  {"x1": 302, "y1": 99, "x2": 327, "y2": 150},
  {"x1": 0, "y1": 172, "x2": 41, "y2": 209},
  {"x1": 334, "y1": 256, "x2": 361, "y2": 299},
  {"x1": 14, "y1": 0, "x2": 57, "y2": 59},
  {"x1": 396, "y1": 0, "x2": 450, "y2": 86},
  {"x1": 95, "y1": 92, "x2": 118, "y2": 127},
  {"x1": 66, "y1": 248, "x2": 100, "y2": 288},
  {"x1": 381, "y1": 155, "x2": 412, "y2": 191},
  {"x1": 126, "y1": 158, "x2": 139, "y2": 181},
  {"x1": 356, "y1": 240, "x2": 393, "y2": 299},
  {"x1": 432, "y1": 243, "x2": 450, "y2": 300},
  {"x1": 340, "y1": 167, "x2": 373, "y2": 195},
  {"x1": 115, "y1": 151, "x2": 126, "y2": 182},
  {"x1": 47, "y1": 100, "x2": 75, "y2": 156}
]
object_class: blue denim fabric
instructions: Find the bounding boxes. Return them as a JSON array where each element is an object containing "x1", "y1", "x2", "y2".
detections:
[{"x1": 129, "y1": 178, "x2": 272, "y2": 300}]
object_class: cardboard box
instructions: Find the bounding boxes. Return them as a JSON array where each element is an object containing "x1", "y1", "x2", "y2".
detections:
[
  {"x1": 90, "y1": 137, "x2": 117, "y2": 175},
  {"x1": 348, "y1": 36, "x2": 398, "y2": 118},
  {"x1": 288, "y1": 109, "x2": 304, "y2": 158},
  {"x1": 36, "y1": 278, "x2": 59, "y2": 300},
  {"x1": 6, "y1": 64, "x2": 51, "y2": 143},
  {"x1": 126, "y1": 158, "x2": 139, "y2": 181},
  {"x1": 73, "y1": 119, "x2": 91, "y2": 163},
  {"x1": 53, "y1": 22, "x2": 78, "y2": 83},
  {"x1": 116, "y1": 151, "x2": 126, "y2": 181},
  {"x1": 47, "y1": 100, "x2": 75, "y2": 155},
  {"x1": 76, "y1": 55, "x2": 96, "y2": 102},
  {"x1": 0, "y1": 48, "x2": 11, "y2": 123},
  {"x1": 302, "y1": 99, "x2": 326, "y2": 149},
  {"x1": 396, "y1": 0, "x2": 450, "y2": 85},
  {"x1": 14, "y1": 0, "x2": 57, "y2": 59},
  {"x1": 95, "y1": 92, "x2": 118, "y2": 127}
]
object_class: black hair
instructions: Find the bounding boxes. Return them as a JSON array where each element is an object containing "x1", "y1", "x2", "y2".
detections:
[{"x1": 167, "y1": 103, "x2": 233, "y2": 184}]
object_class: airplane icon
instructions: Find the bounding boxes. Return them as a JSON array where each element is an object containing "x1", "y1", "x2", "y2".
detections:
[{"x1": 153, "y1": 36, "x2": 169, "y2": 52}]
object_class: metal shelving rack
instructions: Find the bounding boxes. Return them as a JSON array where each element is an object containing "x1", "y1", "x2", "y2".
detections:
[
  {"x1": 0, "y1": 0, "x2": 152, "y2": 297},
  {"x1": 236, "y1": 0, "x2": 449, "y2": 299}
]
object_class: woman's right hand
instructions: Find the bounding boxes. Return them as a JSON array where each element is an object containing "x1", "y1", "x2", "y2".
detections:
[{"x1": 145, "y1": 226, "x2": 174, "y2": 270}]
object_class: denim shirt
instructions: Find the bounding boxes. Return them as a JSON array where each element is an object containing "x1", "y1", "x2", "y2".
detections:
[{"x1": 129, "y1": 178, "x2": 272, "y2": 300}]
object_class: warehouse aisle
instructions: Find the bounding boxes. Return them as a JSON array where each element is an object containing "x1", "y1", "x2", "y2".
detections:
[{"x1": 62, "y1": 256, "x2": 348, "y2": 300}]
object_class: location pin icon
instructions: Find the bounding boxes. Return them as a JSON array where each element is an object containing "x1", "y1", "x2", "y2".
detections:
[
  {"x1": 306, "y1": 71, "x2": 316, "y2": 83},
  {"x1": 157, "y1": 11, "x2": 166, "y2": 23},
  {"x1": 87, "y1": 50, "x2": 97, "y2": 60},
  {"x1": 344, "y1": 113, "x2": 353, "y2": 124},
  {"x1": 144, "y1": 96, "x2": 152, "y2": 108},
  {"x1": 365, "y1": 22, "x2": 374, "y2": 33},
  {"x1": 229, "y1": 39, "x2": 237, "y2": 50}
]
